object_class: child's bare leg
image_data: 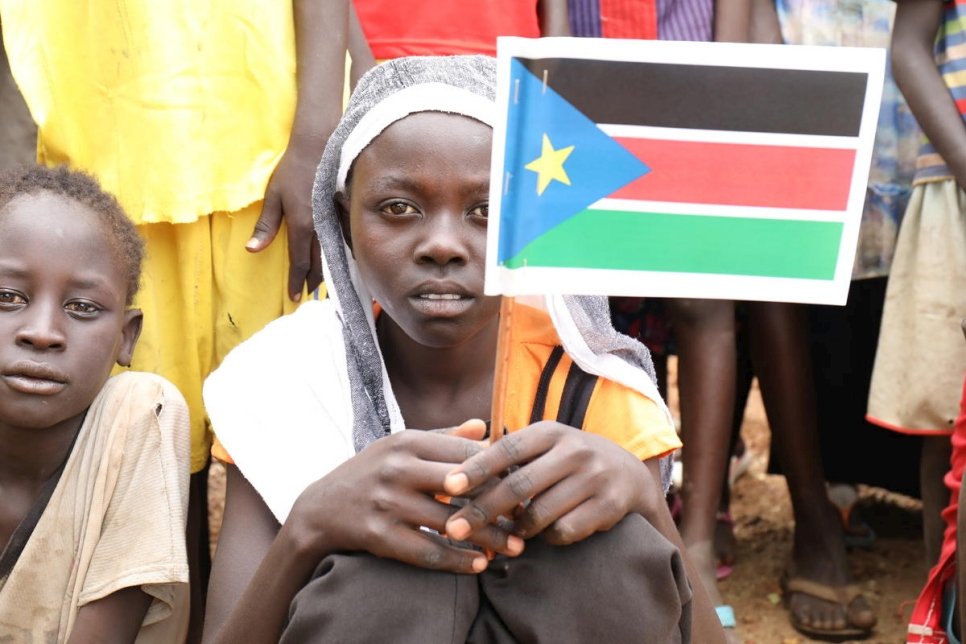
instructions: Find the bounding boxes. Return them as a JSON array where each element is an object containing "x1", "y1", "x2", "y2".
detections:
[
  {"x1": 666, "y1": 298, "x2": 736, "y2": 615},
  {"x1": 746, "y1": 301, "x2": 875, "y2": 634},
  {"x1": 922, "y1": 435, "x2": 953, "y2": 566}
]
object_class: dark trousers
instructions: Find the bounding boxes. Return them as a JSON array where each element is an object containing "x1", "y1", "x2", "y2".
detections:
[{"x1": 281, "y1": 513, "x2": 692, "y2": 644}]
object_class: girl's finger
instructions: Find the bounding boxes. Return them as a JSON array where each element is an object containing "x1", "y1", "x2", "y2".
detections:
[
  {"x1": 399, "y1": 494, "x2": 524, "y2": 557},
  {"x1": 510, "y1": 477, "x2": 596, "y2": 539},
  {"x1": 540, "y1": 496, "x2": 626, "y2": 546},
  {"x1": 431, "y1": 418, "x2": 487, "y2": 441},
  {"x1": 444, "y1": 455, "x2": 577, "y2": 539},
  {"x1": 443, "y1": 423, "x2": 563, "y2": 496},
  {"x1": 376, "y1": 528, "x2": 489, "y2": 574},
  {"x1": 398, "y1": 430, "x2": 484, "y2": 466}
]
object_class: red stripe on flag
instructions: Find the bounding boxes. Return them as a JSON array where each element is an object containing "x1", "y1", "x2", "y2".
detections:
[
  {"x1": 612, "y1": 138, "x2": 856, "y2": 211},
  {"x1": 600, "y1": 0, "x2": 658, "y2": 40},
  {"x1": 956, "y1": 97, "x2": 966, "y2": 115}
]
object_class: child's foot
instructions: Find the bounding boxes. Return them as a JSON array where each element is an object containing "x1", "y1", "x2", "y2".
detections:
[
  {"x1": 783, "y1": 501, "x2": 876, "y2": 639},
  {"x1": 685, "y1": 540, "x2": 741, "y2": 643}
]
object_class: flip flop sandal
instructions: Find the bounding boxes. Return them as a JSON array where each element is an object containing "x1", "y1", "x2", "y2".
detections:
[
  {"x1": 715, "y1": 605, "x2": 737, "y2": 630},
  {"x1": 780, "y1": 574, "x2": 876, "y2": 640}
]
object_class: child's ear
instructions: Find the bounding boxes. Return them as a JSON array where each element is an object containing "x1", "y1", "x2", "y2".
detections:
[
  {"x1": 334, "y1": 191, "x2": 354, "y2": 257},
  {"x1": 116, "y1": 308, "x2": 143, "y2": 367}
]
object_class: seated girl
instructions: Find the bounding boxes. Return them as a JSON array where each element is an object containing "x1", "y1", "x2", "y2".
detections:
[
  {"x1": 0, "y1": 166, "x2": 190, "y2": 640},
  {"x1": 202, "y1": 55, "x2": 723, "y2": 643}
]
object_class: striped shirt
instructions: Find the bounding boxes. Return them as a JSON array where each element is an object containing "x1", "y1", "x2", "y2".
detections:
[
  {"x1": 568, "y1": 0, "x2": 712, "y2": 42},
  {"x1": 915, "y1": 0, "x2": 966, "y2": 184}
]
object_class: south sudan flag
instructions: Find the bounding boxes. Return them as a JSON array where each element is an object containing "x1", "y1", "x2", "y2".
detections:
[{"x1": 485, "y1": 38, "x2": 885, "y2": 305}]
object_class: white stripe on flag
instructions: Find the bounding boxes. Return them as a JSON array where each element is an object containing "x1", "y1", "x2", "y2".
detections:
[
  {"x1": 597, "y1": 124, "x2": 860, "y2": 149},
  {"x1": 590, "y1": 198, "x2": 849, "y2": 223}
]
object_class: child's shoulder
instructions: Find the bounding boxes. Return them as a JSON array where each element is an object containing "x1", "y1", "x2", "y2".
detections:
[
  {"x1": 101, "y1": 371, "x2": 187, "y2": 413},
  {"x1": 92, "y1": 372, "x2": 190, "y2": 450},
  {"x1": 510, "y1": 301, "x2": 561, "y2": 347}
]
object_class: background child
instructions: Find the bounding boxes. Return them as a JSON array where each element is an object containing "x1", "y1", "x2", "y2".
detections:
[
  {"x1": 872, "y1": 0, "x2": 966, "y2": 570},
  {"x1": 202, "y1": 55, "x2": 722, "y2": 643},
  {"x1": 0, "y1": 5, "x2": 354, "y2": 632},
  {"x1": 0, "y1": 165, "x2": 190, "y2": 640}
]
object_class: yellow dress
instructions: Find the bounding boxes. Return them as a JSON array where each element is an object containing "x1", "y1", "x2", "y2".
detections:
[{"x1": 1, "y1": 0, "x2": 311, "y2": 471}]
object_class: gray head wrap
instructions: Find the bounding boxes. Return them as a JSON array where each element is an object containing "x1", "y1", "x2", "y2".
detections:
[{"x1": 312, "y1": 55, "x2": 671, "y2": 489}]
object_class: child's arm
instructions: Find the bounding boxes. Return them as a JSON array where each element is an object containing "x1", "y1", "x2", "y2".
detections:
[
  {"x1": 714, "y1": 0, "x2": 752, "y2": 43},
  {"x1": 348, "y1": 3, "x2": 376, "y2": 89},
  {"x1": 747, "y1": 0, "x2": 783, "y2": 44},
  {"x1": 893, "y1": 0, "x2": 966, "y2": 186},
  {"x1": 203, "y1": 422, "x2": 517, "y2": 643},
  {"x1": 246, "y1": 0, "x2": 349, "y2": 300},
  {"x1": 538, "y1": 0, "x2": 571, "y2": 36},
  {"x1": 66, "y1": 588, "x2": 152, "y2": 644},
  {"x1": 441, "y1": 422, "x2": 725, "y2": 644}
]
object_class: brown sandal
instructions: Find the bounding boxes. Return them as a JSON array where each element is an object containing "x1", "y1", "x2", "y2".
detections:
[{"x1": 780, "y1": 573, "x2": 877, "y2": 640}]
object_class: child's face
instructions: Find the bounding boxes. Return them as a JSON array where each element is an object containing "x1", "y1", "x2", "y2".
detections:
[
  {"x1": 0, "y1": 192, "x2": 141, "y2": 433},
  {"x1": 340, "y1": 111, "x2": 499, "y2": 349}
]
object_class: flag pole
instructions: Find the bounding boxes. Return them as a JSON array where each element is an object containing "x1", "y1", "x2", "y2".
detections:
[{"x1": 489, "y1": 296, "x2": 515, "y2": 443}]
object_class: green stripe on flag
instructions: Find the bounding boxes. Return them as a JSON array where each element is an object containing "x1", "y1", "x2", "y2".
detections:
[{"x1": 503, "y1": 209, "x2": 843, "y2": 280}]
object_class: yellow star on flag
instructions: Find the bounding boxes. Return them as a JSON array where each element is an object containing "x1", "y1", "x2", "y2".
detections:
[{"x1": 525, "y1": 134, "x2": 575, "y2": 196}]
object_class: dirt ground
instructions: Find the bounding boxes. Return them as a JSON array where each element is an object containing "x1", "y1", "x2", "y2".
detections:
[
  {"x1": 697, "y1": 373, "x2": 927, "y2": 643},
  {"x1": 208, "y1": 357, "x2": 929, "y2": 643}
]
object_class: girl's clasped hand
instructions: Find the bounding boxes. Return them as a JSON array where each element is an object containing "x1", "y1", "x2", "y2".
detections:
[{"x1": 287, "y1": 417, "x2": 661, "y2": 575}]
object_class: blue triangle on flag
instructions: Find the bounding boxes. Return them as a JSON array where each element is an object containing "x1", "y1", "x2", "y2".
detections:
[{"x1": 498, "y1": 58, "x2": 651, "y2": 264}]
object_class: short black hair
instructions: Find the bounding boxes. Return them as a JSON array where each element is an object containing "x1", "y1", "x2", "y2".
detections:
[{"x1": 0, "y1": 165, "x2": 144, "y2": 304}]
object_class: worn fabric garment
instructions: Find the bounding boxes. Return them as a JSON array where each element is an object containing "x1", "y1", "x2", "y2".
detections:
[
  {"x1": 911, "y1": 0, "x2": 966, "y2": 185},
  {"x1": 776, "y1": 0, "x2": 920, "y2": 279},
  {"x1": 131, "y1": 203, "x2": 303, "y2": 472},
  {"x1": 906, "y1": 376, "x2": 966, "y2": 643},
  {"x1": 868, "y1": 180, "x2": 966, "y2": 434},
  {"x1": 0, "y1": 2, "x2": 305, "y2": 471},
  {"x1": 0, "y1": 372, "x2": 191, "y2": 642},
  {"x1": 354, "y1": 0, "x2": 540, "y2": 59},
  {"x1": 0, "y1": 0, "x2": 296, "y2": 224},
  {"x1": 207, "y1": 300, "x2": 680, "y2": 523},
  {"x1": 567, "y1": 0, "x2": 710, "y2": 41},
  {"x1": 281, "y1": 513, "x2": 692, "y2": 643}
]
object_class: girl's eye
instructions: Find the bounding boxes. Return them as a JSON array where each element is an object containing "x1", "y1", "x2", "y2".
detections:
[
  {"x1": 0, "y1": 290, "x2": 26, "y2": 308},
  {"x1": 64, "y1": 301, "x2": 101, "y2": 316},
  {"x1": 380, "y1": 201, "x2": 418, "y2": 216},
  {"x1": 469, "y1": 204, "x2": 489, "y2": 219}
]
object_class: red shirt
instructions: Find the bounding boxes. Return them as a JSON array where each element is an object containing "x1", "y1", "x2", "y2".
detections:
[{"x1": 355, "y1": 0, "x2": 541, "y2": 58}]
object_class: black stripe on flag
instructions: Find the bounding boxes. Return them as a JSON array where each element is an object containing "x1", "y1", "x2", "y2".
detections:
[{"x1": 518, "y1": 57, "x2": 867, "y2": 137}]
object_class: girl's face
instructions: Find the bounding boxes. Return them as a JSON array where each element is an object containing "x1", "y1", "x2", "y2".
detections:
[
  {"x1": 340, "y1": 111, "x2": 499, "y2": 349},
  {"x1": 0, "y1": 192, "x2": 141, "y2": 433}
]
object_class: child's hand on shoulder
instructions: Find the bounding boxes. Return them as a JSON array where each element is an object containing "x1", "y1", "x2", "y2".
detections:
[
  {"x1": 286, "y1": 420, "x2": 520, "y2": 574},
  {"x1": 442, "y1": 422, "x2": 661, "y2": 546}
]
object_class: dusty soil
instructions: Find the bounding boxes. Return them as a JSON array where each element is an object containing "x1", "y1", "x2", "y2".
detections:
[
  {"x1": 704, "y1": 376, "x2": 927, "y2": 643},
  {"x1": 208, "y1": 356, "x2": 928, "y2": 643}
]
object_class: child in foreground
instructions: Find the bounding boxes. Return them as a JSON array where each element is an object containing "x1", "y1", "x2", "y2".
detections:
[
  {"x1": 0, "y1": 166, "x2": 190, "y2": 641},
  {"x1": 202, "y1": 55, "x2": 723, "y2": 643}
]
